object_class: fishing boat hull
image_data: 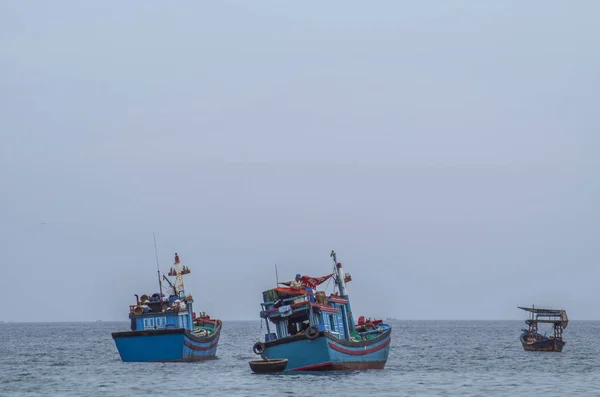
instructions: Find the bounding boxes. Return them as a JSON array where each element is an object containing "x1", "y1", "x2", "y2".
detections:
[
  {"x1": 520, "y1": 331, "x2": 565, "y2": 352},
  {"x1": 260, "y1": 328, "x2": 391, "y2": 371},
  {"x1": 112, "y1": 325, "x2": 221, "y2": 362}
]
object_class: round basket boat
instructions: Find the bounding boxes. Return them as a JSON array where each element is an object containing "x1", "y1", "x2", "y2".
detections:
[{"x1": 249, "y1": 358, "x2": 288, "y2": 373}]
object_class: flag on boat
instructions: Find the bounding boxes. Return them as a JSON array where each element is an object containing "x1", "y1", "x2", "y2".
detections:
[
  {"x1": 279, "y1": 274, "x2": 333, "y2": 289},
  {"x1": 301, "y1": 274, "x2": 333, "y2": 289}
]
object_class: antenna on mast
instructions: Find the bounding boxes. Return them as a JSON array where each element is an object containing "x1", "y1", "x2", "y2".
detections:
[
  {"x1": 275, "y1": 264, "x2": 279, "y2": 286},
  {"x1": 330, "y1": 250, "x2": 338, "y2": 292},
  {"x1": 153, "y1": 232, "x2": 164, "y2": 303}
]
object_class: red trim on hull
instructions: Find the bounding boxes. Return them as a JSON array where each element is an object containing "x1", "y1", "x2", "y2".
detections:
[
  {"x1": 328, "y1": 338, "x2": 391, "y2": 356},
  {"x1": 310, "y1": 302, "x2": 339, "y2": 313},
  {"x1": 266, "y1": 301, "x2": 339, "y2": 315},
  {"x1": 290, "y1": 361, "x2": 333, "y2": 371},
  {"x1": 184, "y1": 338, "x2": 220, "y2": 351},
  {"x1": 328, "y1": 297, "x2": 349, "y2": 304},
  {"x1": 158, "y1": 355, "x2": 217, "y2": 362},
  {"x1": 332, "y1": 362, "x2": 386, "y2": 370},
  {"x1": 521, "y1": 343, "x2": 564, "y2": 352}
]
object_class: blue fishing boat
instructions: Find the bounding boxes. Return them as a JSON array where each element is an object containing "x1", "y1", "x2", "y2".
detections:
[
  {"x1": 518, "y1": 306, "x2": 568, "y2": 352},
  {"x1": 112, "y1": 252, "x2": 222, "y2": 362},
  {"x1": 252, "y1": 250, "x2": 392, "y2": 371}
]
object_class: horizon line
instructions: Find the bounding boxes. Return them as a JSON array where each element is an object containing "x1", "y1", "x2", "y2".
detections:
[{"x1": 2, "y1": 318, "x2": 599, "y2": 323}]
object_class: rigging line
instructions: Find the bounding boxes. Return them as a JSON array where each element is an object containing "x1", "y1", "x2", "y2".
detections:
[
  {"x1": 257, "y1": 312, "x2": 265, "y2": 343},
  {"x1": 503, "y1": 338, "x2": 520, "y2": 349},
  {"x1": 323, "y1": 275, "x2": 333, "y2": 294},
  {"x1": 153, "y1": 232, "x2": 163, "y2": 299},
  {"x1": 330, "y1": 262, "x2": 339, "y2": 293}
]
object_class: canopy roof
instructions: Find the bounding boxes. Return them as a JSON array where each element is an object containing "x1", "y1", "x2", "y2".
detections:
[
  {"x1": 518, "y1": 306, "x2": 563, "y2": 316},
  {"x1": 518, "y1": 306, "x2": 568, "y2": 329},
  {"x1": 273, "y1": 287, "x2": 313, "y2": 296}
]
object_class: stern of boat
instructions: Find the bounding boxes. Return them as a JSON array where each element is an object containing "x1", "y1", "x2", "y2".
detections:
[
  {"x1": 112, "y1": 324, "x2": 222, "y2": 362},
  {"x1": 262, "y1": 335, "x2": 332, "y2": 371},
  {"x1": 326, "y1": 328, "x2": 391, "y2": 370},
  {"x1": 112, "y1": 329, "x2": 187, "y2": 362}
]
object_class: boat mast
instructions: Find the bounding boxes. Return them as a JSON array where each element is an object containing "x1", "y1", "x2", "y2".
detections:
[
  {"x1": 331, "y1": 251, "x2": 346, "y2": 295},
  {"x1": 173, "y1": 252, "x2": 186, "y2": 297},
  {"x1": 153, "y1": 233, "x2": 164, "y2": 300},
  {"x1": 331, "y1": 250, "x2": 355, "y2": 332}
]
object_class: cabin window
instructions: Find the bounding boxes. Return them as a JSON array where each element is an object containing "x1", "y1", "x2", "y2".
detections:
[
  {"x1": 155, "y1": 317, "x2": 166, "y2": 328},
  {"x1": 286, "y1": 320, "x2": 297, "y2": 336},
  {"x1": 276, "y1": 321, "x2": 287, "y2": 338},
  {"x1": 143, "y1": 318, "x2": 155, "y2": 329},
  {"x1": 328, "y1": 315, "x2": 336, "y2": 332},
  {"x1": 281, "y1": 313, "x2": 310, "y2": 337},
  {"x1": 312, "y1": 313, "x2": 319, "y2": 326}
]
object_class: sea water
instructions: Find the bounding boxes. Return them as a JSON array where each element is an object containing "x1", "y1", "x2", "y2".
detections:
[{"x1": 1, "y1": 320, "x2": 599, "y2": 396}]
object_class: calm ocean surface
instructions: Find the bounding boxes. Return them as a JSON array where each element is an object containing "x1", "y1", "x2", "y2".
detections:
[{"x1": 1, "y1": 320, "x2": 599, "y2": 396}]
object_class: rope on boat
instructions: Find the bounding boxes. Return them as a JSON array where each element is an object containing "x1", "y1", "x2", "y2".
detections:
[
  {"x1": 256, "y1": 316, "x2": 264, "y2": 345},
  {"x1": 323, "y1": 274, "x2": 333, "y2": 294},
  {"x1": 503, "y1": 338, "x2": 520, "y2": 349}
]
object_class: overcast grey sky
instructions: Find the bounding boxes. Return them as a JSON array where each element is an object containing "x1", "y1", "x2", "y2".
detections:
[{"x1": 1, "y1": 1, "x2": 598, "y2": 322}]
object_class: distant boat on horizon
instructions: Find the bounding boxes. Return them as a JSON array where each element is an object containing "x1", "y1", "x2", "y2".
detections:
[{"x1": 518, "y1": 306, "x2": 568, "y2": 352}]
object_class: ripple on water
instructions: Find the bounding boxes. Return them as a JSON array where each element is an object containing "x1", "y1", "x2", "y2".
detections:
[{"x1": 1, "y1": 321, "x2": 600, "y2": 396}]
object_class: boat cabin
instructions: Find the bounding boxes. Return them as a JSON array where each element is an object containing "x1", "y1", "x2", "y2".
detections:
[
  {"x1": 125, "y1": 252, "x2": 216, "y2": 335},
  {"x1": 260, "y1": 287, "x2": 352, "y2": 341},
  {"x1": 519, "y1": 306, "x2": 568, "y2": 339},
  {"x1": 128, "y1": 293, "x2": 195, "y2": 332}
]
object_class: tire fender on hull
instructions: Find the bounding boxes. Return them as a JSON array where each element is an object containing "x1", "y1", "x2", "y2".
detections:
[
  {"x1": 253, "y1": 342, "x2": 266, "y2": 355},
  {"x1": 305, "y1": 326, "x2": 320, "y2": 340}
]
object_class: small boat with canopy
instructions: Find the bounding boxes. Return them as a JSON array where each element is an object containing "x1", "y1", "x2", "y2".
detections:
[{"x1": 518, "y1": 306, "x2": 568, "y2": 352}]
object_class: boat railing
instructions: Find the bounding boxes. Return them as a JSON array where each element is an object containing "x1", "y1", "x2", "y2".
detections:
[
  {"x1": 263, "y1": 293, "x2": 344, "y2": 308},
  {"x1": 260, "y1": 300, "x2": 311, "y2": 318},
  {"x1": 261, "y1": 294, "x2": 309, "y2": 309},
  {"x1": 261, "y1": 301, "x2": 340, "y2": 321},
  {"x1": 360, "y1": 328, "x2": 384, "y2": 336},
  {"x1": 129, "y1": 304, "x2": 190, "y2": 316}
]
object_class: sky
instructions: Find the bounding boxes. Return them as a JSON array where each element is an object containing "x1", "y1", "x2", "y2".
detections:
[{"x1": 0, "y1": 1, "x2": 598, "y2": 322}]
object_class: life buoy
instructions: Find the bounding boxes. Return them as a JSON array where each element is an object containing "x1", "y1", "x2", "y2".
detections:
[
  {"x1": 253, "y1": 342, "x2": 266, "y2": 355},
  {"x1": 305, "y1": 325, "x2": 320, "y2": 340}
]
